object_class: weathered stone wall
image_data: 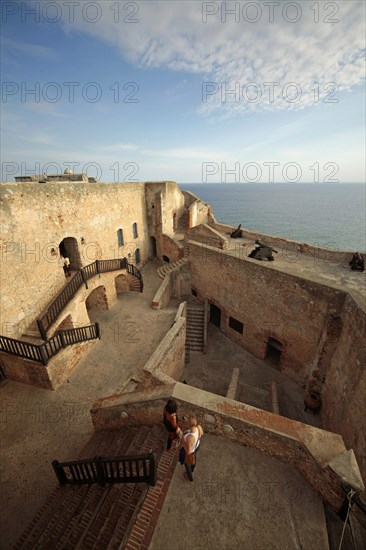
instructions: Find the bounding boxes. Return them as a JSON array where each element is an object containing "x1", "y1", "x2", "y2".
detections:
[
  {"x1": 322, "y1": 294, "x2": 366, "y2": 495},
  {"x1": 188, "y1": 199, "x2": 210, "y2": 228},
  {"x1": 186, "y1": 223, "x2": 228, "y2": 249},
  {"x1": 189, "y1": 241, "x2": 345, "y2": 386},
  {"x1": 0, "y1": 339, "x2": 96, "y2": 390},
  {"x1": 156, "y1": 234, "x2": 182, "y2": 263},
  {"x1": 145, "y1": 182, "x2": 185, "y2": 238},
  {"x1": 142, "y1": 317, "x2": 186, "y2": 387},
  {"x1": 90, "y1": 382, "x2": 364, "y2": 510},
  {"x1": 0, "y1": 182, "x2": 149, "y2": 338}
]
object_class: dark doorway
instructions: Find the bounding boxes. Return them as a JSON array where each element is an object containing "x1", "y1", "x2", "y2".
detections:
[
  {"x1": 59, "y1": 237, "x2": 82, "y2": 270},
  {"x1": 173, "y1": 212, "x2": 177, "y2": 231},
  {"x1": 135, "y1": 248, "x2": 141, "y2": 264},
  {"x1": 209, "y1": 303, "x2": 221, "y2": 328},
  {"x1": 266, "y1": 337, "x2": 282, "y2": 369},
  {"x1": 150, "y1": 236, "x2": 157, "y2": 257},
  {"x1": 162, "y1": 255, "x2": 170, "y2": 263}
]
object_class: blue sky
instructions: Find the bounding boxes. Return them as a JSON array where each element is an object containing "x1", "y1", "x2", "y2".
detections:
[{"x1": 1, "y1": 0, "x2": 365, "y2": 183}]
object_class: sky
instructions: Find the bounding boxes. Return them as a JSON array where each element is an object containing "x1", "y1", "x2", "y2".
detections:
[{"x1": 1, "y1": 0, "x2": 365, "y2": 183}]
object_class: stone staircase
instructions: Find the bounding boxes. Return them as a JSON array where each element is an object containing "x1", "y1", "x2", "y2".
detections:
[
  {"x1": 126, "y1": 272, "x2": 142, "y2": 292},
  {"x1": 15, "y1": 425, "x2": 167, "y2": 549},
  {"x1": 186, "y1": 304, "x2": 205, "y2": 355},
  {"x1": 157, "y1": 257, "x2": 188, "y2": 279}
]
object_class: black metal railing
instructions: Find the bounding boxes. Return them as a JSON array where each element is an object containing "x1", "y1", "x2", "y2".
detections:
[
  {"x1": 52, "y1": 452, "x2": 156, "y2": 487},
  {"x1": 0, "y1": 323, "x2": 100, "y2": 365},
  {"x1": 127, "y1": 262, "x2": 144, "y2": 292},
  {"x1": 37, "y1": 258, "x2": 139, "y2": 339}
]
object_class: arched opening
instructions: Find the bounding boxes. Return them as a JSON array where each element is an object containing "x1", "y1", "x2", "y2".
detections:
[
  {"x1": 162, "y1": 255, "x2": 170, "y2": 263},
  {"x1": 209, "y1": 303, "x2": 221, "y2": 328},
  {"x1": 59, "y1": 237, "x2": 82, "y2": 270},
  {"x1": 150, "y1": 236, "x2": 157, "y2": 257},
  {"x1": 135, "y1": 248, "x2": 141, "y2": 264},
  {"x1": 115, "y1": 274, "x2": 129, "y2": 294},
  {"x1": 85, "y1": 286, "x2": 108, "y2": 311},
  {"x1": 265, "y1": 337, "x2": 283, "y2": 369}
]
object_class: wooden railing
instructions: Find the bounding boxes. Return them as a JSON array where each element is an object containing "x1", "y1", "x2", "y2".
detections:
[
  {"x1": 0, "y1": 323, "x2": 100, "y2": 365},
  {"x1": 52, "y1": 452, "x2": 156, "y2": 487},
  {"x1": 37, "y1": 258, "x2": 142, "y2": 340}
]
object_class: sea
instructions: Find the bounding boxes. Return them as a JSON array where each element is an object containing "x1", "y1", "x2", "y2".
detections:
[{"x1": 179, "y1": 183, "x2": 366, "y2": 252}]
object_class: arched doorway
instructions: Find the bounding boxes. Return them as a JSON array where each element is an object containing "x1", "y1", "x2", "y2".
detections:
[
  {"x1": 162, "y1": 255, "x2": 170, "y2": 263},
  {"x1": 59, "y1": 237, "x2": 82, "y2": 270},
  {"x1": 135, "y1": 248, "x2": 141, "y2": 264},
  {"x1": 150, "y1": 237, "x2": 157, "y2": 257},
  {"x1": 86, "y1": 286, "x2": 108, "y2": 311}
]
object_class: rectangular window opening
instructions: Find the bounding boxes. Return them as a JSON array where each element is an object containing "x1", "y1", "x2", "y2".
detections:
[{"x1": 229, "y1": 316, "x2": 243, "y2": 334}]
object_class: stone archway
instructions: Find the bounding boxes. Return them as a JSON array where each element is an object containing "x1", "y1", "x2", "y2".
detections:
[
  {"x1": 59, "y1": 237, "x2": 82, "y2": 270},
  {"x1": 86, "y1": 286, "x2": 108, "y2": 311}
]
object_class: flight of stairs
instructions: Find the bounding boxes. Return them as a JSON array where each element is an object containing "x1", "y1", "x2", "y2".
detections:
[
  {"x1": 126, "y1": 272, "x2": 142, "y2": 292},
  {"x1": 185, "y1": 305, "x2": 205, "y2": 357},
  {"x1": 157, "y1": 257, "x2": 188, "y2": 279},
  {"x1": 15, "y1": 425, "x2": 167, "y2": 550}
]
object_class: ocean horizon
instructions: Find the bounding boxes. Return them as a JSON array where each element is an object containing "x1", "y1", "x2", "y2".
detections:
[{"x1": 179, "y1": 183, "x2": 366, "y2": 252}]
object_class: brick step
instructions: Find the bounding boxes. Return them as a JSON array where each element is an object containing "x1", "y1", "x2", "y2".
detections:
[{"x1": 15, "y1": 425, "x2": 167, "y2": 550}]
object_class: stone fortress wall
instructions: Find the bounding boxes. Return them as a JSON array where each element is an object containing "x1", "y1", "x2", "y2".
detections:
[{"x1": 0, "y1": 178, "x2": 365, "y2": 496}]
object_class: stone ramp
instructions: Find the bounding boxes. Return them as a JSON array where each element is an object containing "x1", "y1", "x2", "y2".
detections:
[{"x1": 15, "y1": 425, "x2": 167, "y2": 549}]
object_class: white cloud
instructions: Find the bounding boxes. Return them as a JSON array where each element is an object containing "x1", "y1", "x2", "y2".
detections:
[{"x1": 59, "y1": 0, "x2": 365, "y2": 115}]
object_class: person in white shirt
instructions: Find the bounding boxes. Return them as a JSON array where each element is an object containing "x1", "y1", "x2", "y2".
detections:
[{"x1": 182, "y1": 415, "x2": 203, "y2": 481}]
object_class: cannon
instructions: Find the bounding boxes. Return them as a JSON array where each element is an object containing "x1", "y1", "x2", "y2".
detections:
[
  {"x1": 349, "y1": 252, "x2": 365, "y2": 272},
  {"x1": 248, "y1": 240, "x2": 278, "y2": 261},
  {"x1": 230, "y1": 224, "x2": 242, "y2": 239}
]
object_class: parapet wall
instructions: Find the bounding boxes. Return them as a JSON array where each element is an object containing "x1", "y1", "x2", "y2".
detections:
[
  {"x1": 90, "y1": 382, "x2": 364, "y2": 511},
  {"x1": 208, "y1": 216, "x2": 363, "y2": 263},
  {"x1": 322, "y1": 294, "x2": 366, "y2": 496}
]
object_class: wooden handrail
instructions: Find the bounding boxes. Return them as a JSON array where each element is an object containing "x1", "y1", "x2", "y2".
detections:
[
  {"x1": 0, "y1": 323, "x2": 100, "y2": 365},
  {"x1": 52, "y1": 452, "x2": 156, "y2": 487},
  {"x1": 37, "y1": 258, "x2": 140, "y2": 339}
]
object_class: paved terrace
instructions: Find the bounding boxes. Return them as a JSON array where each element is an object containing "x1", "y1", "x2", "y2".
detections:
[{"x1": 218, "y1": 234, "x2": 366, "y2": 309}]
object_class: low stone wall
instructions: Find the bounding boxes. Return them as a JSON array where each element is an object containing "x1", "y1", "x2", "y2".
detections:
[
  {"x1": 152, "y1": 275, "x2": 171, "y2": 310},
  {"x1": 186, "y1": 223, "x2": 228, "y2": 250},
  {"x1": 90, "y1": 382, "x2": 364, "y2": 511},
  {"x1": 208, "y1": 216, "x2": 362, "y2": 263},
  {"x1": 0, "y1": 339, "x2": 96, "y2": 390},
  {"x1": 226, "y1": 368, "x2": 240, "y2": 400},
  {"x1": 141, "y1": 314, "x2": 186, "y2": 387}
]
